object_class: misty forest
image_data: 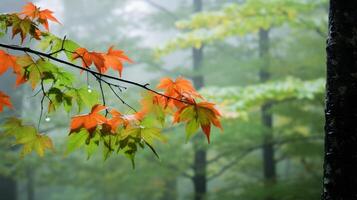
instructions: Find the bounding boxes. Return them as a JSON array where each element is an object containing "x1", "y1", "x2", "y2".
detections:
[{"x1": 0, "y1": 0, "x2": 357, "y2": 200}]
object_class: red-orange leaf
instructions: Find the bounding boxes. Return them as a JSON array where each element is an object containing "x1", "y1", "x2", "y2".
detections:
[
  {"x1": 72, "y1": 48, "x2": 105, "y2": 73},
  {"x1": 0, "y1": 91, "x2": 13, "y2": 112},
  {"x1": 104, "y1": 109, "x2": 124, "y2": 133},
  {"x1": 102, "y1": 46, "x2": 133, "y2": 77},
  {"x1": 70, "y1": 104, "x2": 107, "y2": 134},
  {"x1": 157, "y1": 77, "x2": 202, "y2": 108},
  {"x1": 20, "y1": 2, "x2": 60, "y2": 31},
  {"x1": 0, "y1": 50, "x2": 20, "y2": 76}
]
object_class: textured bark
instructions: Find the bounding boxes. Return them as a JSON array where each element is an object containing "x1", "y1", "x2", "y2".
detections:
[
  {"x1": 191, "y1": 0, "x2": 207, "y2": 200},
  {"x1": 259, "y1": 29, "x2": 276, "y2": 199},
  {"x1": 322, "y1": 1, "x2": 357, "y2": 199}
]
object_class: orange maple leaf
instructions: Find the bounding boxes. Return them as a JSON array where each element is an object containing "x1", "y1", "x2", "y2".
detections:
[
  {"x1": 174, "y1": 102, "x2": 222, "y2": 143},
  {"x1": 72, "y1": 48, "x2": 106, "y2": 73},
  {"x1": 102, "y1": 46, "x2": 133, "y2": 77},
  {"x1": 0, "y1": 91, "x2": 13, "y2": 112},
  {"x1": 70, "y1": 104, "x2": 107, "y2": 134},
  {"x1": 104, "y1": 109, "x2": 125, "y2": 133},
  {"x1": 0, "y1": 50, "x2": 20, "y2": 76},
  {"x1": 157, "y1": 77, "x2": 202, "y2": 108},
  {"x1": 20, "y1": 2, "x2": 60, "y2": 31}
]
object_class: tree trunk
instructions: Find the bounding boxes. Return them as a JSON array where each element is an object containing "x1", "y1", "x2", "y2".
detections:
[
  {"x1": 191, "y1": 0, "x2": 206, "y2": 200},
  {"x1": 259, "y1": 29, "x2": 276, "y2": 199},
  {"x1": 322, "y1": 1, "x2": 357, "y2": 199},
  {"x1": 192, "y1": 146, "x2": 207, "y2": 200}
]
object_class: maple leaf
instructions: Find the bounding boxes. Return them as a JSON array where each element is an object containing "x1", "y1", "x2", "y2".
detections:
[
  {"x1": 104, "y1": 109, "x2": 124, "y2": 133},
  {"x1": 157, "y1": 77, "x2": 202, "y2": 108},
  {"x1": 70, "y1": 104, "x2": 107, "y2": 134},
  {"x1": 102, "y1": 46, "x2": 133, "y2": 77},
  {"x1": 19, "y1": 133, "x2": 54, "y2": 157},
  {"x1": 2, "y1": 118, "x2": 54, "y2": 157},
  {"x1": 72, "y1": 48, "x2": 105, "y2": 73},
  {"x1": 0, "y1": 51, "x2": 26, "y2": 87},
  {"x1": 174, "y1": 102, "x2": 222, "y2": 143},
  {"x1": 0, "y1": 91, "x2": 13, "y2": 112},
  {"x1": 9, "y1": 14, "x2": 42, "y2": 43},
  {"x1": 20, "y1": 2, "x2": 60, "y2": 31},
  {"x1": 0, "y1": 50, "x2": 20, "y2": 76}
]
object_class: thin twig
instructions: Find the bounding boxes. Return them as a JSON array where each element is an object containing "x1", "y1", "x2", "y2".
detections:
[{"x1": 108, "y1": 84, "x2": 137, "y2": 112}]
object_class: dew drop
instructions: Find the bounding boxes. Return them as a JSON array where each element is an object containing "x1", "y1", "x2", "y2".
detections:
[
  {"x1": 87, "y1": 85, "x2": 92, "y2": 93},
  {"x1": 45, "y1": 116, "x2": 51, "y2": 122}
]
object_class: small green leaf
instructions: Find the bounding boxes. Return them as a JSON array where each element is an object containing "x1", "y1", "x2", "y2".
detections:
[
  {"x1": 185, "y1": 118, "x2": 200, "y2": 142},
  {"x1": 66, "y1": 129, "x2": 89, "y2": 155}
]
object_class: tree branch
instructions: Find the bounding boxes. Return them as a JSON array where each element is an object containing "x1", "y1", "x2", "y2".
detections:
[
  {"x1": 207, "y1": 135, "x2": 323, "y2": 181},
  {"x1": 0, "y1": 43, "x2": 193, "y2": 106},
  {"x1": 207, "y1": 145, "x2": 261, "y2": 181}
]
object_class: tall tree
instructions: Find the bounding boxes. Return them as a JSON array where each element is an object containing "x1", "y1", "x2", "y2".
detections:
[
  {"x1": 259, "y1": 28, "x2": 276, "y2": 200},
  {"x1": 191, "y1": 1, "x2": 207, "y2": 200},
  {"x1": 322, "y1": 0, "x2": 357, "y2": 199}
]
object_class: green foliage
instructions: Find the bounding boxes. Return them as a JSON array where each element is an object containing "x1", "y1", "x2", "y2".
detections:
[
  {"x1": 1, "y1": 118, "x2": 53, "y2": 157},
  {"x1": 201, "y1": 77, "x2": 324, "y2": 118},
  {"x1": 156, "y1": 0, "x2": 327, "y2": 56},
  {"x1": 38, "y1": 33, "x2": 80, "y2": 60}
]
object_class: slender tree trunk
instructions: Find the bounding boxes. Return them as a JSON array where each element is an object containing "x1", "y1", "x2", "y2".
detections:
[
  {"x1": 259, "y1": 29, "x2": 276, "y2": 199},
  {"x1": 192, "y1": 145, "x2": 207, "y2": 200},
  {"x1": 322, "y1": 1, "x2": 357, "y2": 199},
  {"x1": 191, "y1": 1, "x2": 206, "y2": 200}
]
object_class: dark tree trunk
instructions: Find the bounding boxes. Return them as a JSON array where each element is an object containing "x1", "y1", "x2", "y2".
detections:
[
  {"x1": 259, "y1": 29, "x2": 276, "y2": 199},
  {"x1": 322, "y1": 1, "x2": 357, "y2": 199},
  {"x1": 191, "y1": 0, "x2": 207, "y2": 200},
  {"x1": 192, "y1": 146, "x2": 207, "y2": 200}
]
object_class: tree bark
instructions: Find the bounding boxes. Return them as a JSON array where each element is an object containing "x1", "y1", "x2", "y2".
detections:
[
  {"x1": 322, "y1": 1, "x2": 357, "y2": 199},
  {"x1": 191, "y1": 0, "x2": 207, "y2": 200},
  {"x1": 259, "y1": 29, "x2": 276, "y2": 199}
]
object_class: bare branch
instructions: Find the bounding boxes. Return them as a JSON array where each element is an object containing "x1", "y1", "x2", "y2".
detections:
[
  {"x1": 207, "y1": 145, "x2": 261, "y2": 181},
  {"x1": 207, "y1": 136, "x2": 323, "y2": 181}
]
